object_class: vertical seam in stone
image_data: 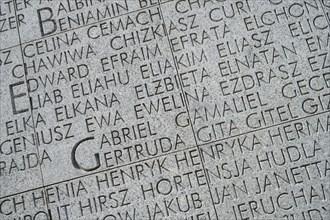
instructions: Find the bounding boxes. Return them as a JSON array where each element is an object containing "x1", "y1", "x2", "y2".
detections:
[
  {"x1": 13, "y1": 0, "x2": 50, "y2": 214},
  {"x1": 318, "y1": 0, "x2": 330, "y2": 27},
  {"x1": 156, "y1": 1, "x2": 220, "y2": 219}
]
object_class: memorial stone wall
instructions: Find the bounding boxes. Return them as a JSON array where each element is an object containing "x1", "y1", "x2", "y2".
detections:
[{"x1": 0, "y1": 0, "x2": 329, "y2": 219}]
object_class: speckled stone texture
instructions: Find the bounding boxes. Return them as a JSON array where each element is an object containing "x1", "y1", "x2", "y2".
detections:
[{"x1": 0, "y1": 0, "x2": 329, "y2": 219}]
